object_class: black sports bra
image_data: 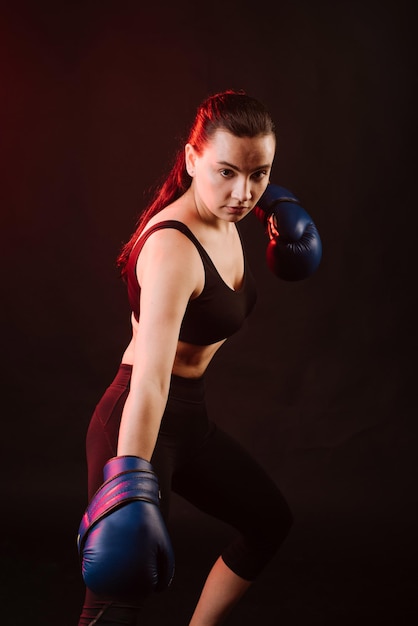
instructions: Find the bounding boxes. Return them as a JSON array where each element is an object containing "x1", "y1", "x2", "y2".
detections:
[{"x1": 125, "y1": 220, "x2": 257, "y2": 346}]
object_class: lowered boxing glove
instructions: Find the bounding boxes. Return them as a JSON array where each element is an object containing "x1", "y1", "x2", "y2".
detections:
[
  {"x1": 255, "y1": 183, "x2": 322, "y2": 281},
  {"x1": 77, "y1": 455, "x2": 175, "y2": 599}
]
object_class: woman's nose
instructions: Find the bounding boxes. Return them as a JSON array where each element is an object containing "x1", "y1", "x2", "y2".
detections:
[{"x1": 232, "y1": 178, "x2": 252, "y2": 203}]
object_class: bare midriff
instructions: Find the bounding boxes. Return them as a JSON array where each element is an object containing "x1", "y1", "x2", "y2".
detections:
[{"x1": 121, "y1": 335, "x2": 226, "y2": 379}]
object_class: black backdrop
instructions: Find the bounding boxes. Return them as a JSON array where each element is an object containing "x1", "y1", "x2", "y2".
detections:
[{"x1": 1, "y1": 1, "x2": 417, "y2": 624}]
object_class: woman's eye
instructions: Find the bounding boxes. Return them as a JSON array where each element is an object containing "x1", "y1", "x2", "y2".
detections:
[
  {"x1": 252, "y1": 170, "x2": 267, "y2": 181},
  {"x1": 220, "y1": 169, "x2": 234, "y2": 178}
]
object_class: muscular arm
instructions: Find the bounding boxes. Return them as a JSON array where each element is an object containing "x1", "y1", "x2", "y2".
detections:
[{"x1": 117, "y1": 228, "x2": 202, "y2": 461}]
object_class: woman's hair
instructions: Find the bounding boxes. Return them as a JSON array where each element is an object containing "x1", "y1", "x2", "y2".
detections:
[{"x1": 117, "y1": 89, "x2": 275, "y2": 275}]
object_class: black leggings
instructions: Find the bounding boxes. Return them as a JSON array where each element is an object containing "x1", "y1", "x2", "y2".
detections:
[{"x1": 79, "y1": 364, "x2": 293, "y2": 625}]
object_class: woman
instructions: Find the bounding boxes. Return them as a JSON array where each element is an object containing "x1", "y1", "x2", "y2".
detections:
[{"x1": 78, "y1": 90, "x2": 299, "y2": 625}]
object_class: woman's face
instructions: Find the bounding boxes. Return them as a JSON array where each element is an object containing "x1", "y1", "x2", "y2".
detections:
[{"x1": 186, "y1": 129, "x2": 276, "y2": 223}]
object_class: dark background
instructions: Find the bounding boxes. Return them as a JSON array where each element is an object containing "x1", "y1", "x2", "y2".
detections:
[{"x1": 1, "y1": 0, "x2": 417, "y2": 624}]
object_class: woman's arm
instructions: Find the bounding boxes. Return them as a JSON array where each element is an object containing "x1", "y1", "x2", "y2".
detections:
[{"x1": 117, "y1": 228, "x2": 202, "y2": 460}]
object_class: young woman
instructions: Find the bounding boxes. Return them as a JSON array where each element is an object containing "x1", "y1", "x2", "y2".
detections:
[{"x1": 77, "y1": 90, "x2": 320, "y2": 625}]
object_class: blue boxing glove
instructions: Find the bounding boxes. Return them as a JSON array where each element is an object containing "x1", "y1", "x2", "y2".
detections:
[
  {"x1": 254, "y1": 183, "x2": 322, "y2": 280},
  {"x1": 77, "y1": 455, "x2": 174, "y2": 599}
]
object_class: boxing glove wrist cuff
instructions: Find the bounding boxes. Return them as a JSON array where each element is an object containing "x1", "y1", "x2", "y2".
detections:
[
  {"x1": 77, "y1": 455, "x2": 160, "y2": 552},
  {"x1": 103, "y1": 455, "x2": 154, "y2": 479},
  {"x1": 255, "y1": 184, "x2": 300, "y2": 227}
]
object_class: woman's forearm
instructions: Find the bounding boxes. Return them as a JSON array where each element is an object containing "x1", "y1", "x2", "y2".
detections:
[{"x1": 116, "y1": 383, "x2": 167, "y2": 461}]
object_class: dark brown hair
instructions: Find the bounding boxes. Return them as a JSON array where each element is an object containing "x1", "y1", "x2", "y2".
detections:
[{"x1": 117, "y1": 90, "x2": 275, "y2": 275}]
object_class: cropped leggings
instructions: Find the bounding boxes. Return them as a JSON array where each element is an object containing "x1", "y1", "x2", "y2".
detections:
[{"x1": 79, "y1": 364, "x2": 293, "y2": 625}]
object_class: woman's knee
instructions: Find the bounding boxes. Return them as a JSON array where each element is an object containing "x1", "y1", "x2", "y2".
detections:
[{"x1": 257, "y1": 485, "x2": 294, "y2": 549}]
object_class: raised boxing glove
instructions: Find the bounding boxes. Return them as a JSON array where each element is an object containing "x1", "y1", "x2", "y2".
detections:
[
  {"x1": 77, "y1": 455, "x2": 175, "y2": 599},
  {"x1": 255, "y1": 183, "x2": 322, "y2": 281}
]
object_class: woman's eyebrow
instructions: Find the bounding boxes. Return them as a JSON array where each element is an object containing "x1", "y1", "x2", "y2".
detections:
[{"x1": 217, "y1": 160, "x2": 271, "y2": 172}]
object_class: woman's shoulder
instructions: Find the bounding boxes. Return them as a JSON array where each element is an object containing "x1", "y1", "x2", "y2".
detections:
[
  {"x1": 139, "y1": 194, "x2": 202, "y2": 248},
  {"x1": 137, "y1": 217, "x2": 202, "y2": 273},
  {"x1": 136, "y1": 221, "x2": 204, "y2": 300}
]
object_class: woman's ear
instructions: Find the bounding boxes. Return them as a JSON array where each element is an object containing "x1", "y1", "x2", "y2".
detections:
[{"x1": 185, "y1": 143, "x2": 196, "y2": 177}]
